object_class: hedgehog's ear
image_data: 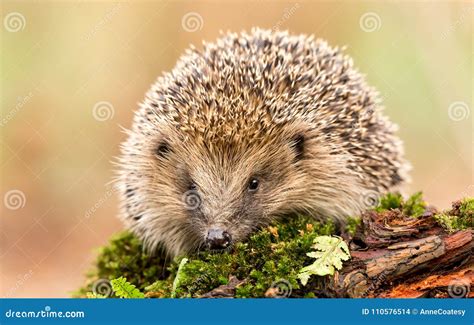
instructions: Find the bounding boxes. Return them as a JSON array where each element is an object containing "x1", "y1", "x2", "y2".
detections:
[
  {"x1": 155, "y1": 139, "x2": 171, "y2": 158},
  {"x1": 289, "y1": 134, "x2": 305, "y2": 161}
]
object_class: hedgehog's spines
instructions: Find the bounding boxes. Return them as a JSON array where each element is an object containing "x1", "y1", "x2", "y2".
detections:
[{"x1": 117, "y1": 28, "x2": 410, "y2": 257}]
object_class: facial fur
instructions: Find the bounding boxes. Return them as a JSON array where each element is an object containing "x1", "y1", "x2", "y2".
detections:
[{"x1": 116, "y1": 29, "x2": 410, "y2": 258}]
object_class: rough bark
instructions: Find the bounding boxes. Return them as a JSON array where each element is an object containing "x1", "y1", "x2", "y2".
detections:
[{"x1": 325, "y1": 208, "x2": 473, "y2": 298}]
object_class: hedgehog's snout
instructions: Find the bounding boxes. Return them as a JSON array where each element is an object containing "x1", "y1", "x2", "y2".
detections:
[{"x1": 205, "y1": 228, "x2": 232, "y2": 250}]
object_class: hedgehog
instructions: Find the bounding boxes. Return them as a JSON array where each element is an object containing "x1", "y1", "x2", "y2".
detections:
[{"x1": 117, "y1": 28, "x2": 410, "y2": 258}]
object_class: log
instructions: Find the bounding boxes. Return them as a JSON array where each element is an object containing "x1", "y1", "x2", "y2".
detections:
[
  {"x1": 78, "y1": 195, "x2": 472, "y2": 298},
  {"x1": 325, "y1": 207, "x2": 473, "y2": 298}
]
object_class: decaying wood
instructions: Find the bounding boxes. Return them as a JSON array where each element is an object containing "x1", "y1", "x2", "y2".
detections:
[
  {"x1": 379, "y1": 266, "x2": 473, "y2": 298},
  {"x1": 326, "y1": 207, "x2": 473, "y2": 298},
  {"x1": 200, "y1": 276, "x2": 245, "y2": 298}
]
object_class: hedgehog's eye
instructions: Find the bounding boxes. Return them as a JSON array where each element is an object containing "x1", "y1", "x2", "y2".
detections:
[
  {"x1": 189, "y1": 182, "x2": 197, "y2": 191},
  {"x1": 248, "y1": 178, "x2": 259, "y2": 192},
  {"x1": 155, "y1": 141, "x2": 170, "y2": 157},
  {"x1": 290, "y1": 134, "x2": 305, "y2": 161}
]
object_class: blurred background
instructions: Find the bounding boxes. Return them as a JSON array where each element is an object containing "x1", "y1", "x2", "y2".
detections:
[{"x1": 1, "y1": 1, "x2": 472, "y2": 297}]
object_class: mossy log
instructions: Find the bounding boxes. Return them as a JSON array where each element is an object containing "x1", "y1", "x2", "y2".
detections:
[
  {"x1": 323, "y1": 207, "x2": 473, "y2": 298},
  {"x1": 77, "y1": 195, "x2": 473, "y2": 298}
]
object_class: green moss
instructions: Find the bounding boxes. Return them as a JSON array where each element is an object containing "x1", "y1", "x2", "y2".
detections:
[
  {"x1": 165, "y1": 216, "x2": 335, "y2": 298},
  {"x1": 78, "y1": 215, "x2": 335, "y2": 298},
  {"x1": 345, "y1": 217, "x2": 361, "y2": 236},
  {"x1": 374, "y1": 192, "x2": 426, "y2": 217},
  {"x1": 459, "y1": 197, "x2": 474, "y2": 220},
  {"x1": 375, "y1": 192, "x2": 403, "y2": 212},
  {"x1": 77, "y1": 193, "x2": 472, "y2": 298},
  {"x1": 434, "y1": 214, "x2": 463, "y2": 232},
  {"x1": 74, "y1": 232, "x2": 168, "y2": 297},
  {"x1": 403, "y1": 192, "x2": 426, "y2": 217},
  {"x1": 434, "y1": 197, "x2": 473, "y2": 232}
]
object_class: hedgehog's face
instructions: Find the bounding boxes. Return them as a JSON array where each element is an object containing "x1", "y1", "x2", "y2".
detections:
[
  {"x1": 162, "y1": 131, "x2": 308, "y2": 253},
  {"x1": 120, "y1": 125, "x2": 310, "y2": 256}
]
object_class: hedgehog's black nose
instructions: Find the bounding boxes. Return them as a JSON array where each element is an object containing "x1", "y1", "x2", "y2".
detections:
[{"x1": 205, "y1": 228, "x2": 231, "y2": 250}]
